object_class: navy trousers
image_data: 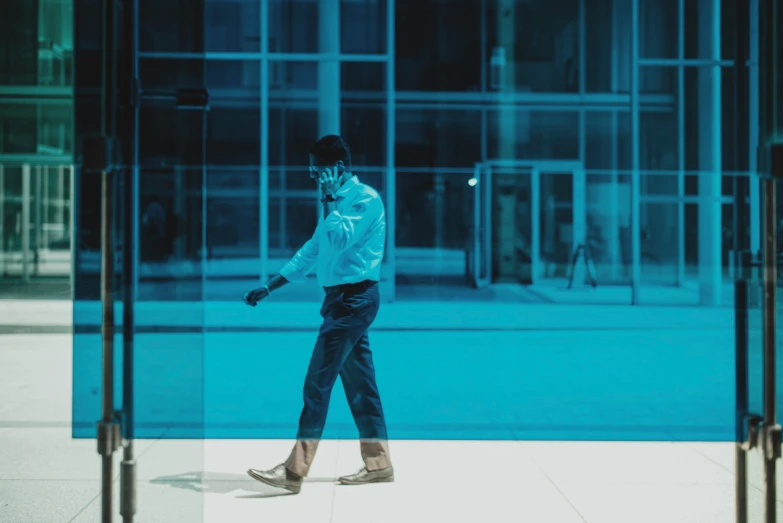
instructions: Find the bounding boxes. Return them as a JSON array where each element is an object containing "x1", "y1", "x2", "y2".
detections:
[{"x1": 286, "y1": 281, "x2": 391, "y2": 476}]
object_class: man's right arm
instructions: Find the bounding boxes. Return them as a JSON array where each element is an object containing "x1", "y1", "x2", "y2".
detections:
[
  {"x1": 245, "y1": 235, "x2": 319, "y2": 305},
  {"x1": 277, "y1": 236, "x2": 319, "y2": 284}
]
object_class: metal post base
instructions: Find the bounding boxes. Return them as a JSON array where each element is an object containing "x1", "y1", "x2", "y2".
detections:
[
  {"x1": 97, "y1": 420, "x2": 121, "y2": 523},
  {"x1": 120, "y1": 441, "x2": 137, "y2": 523}
]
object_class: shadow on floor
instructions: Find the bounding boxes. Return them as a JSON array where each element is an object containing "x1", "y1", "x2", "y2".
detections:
[{"x1": 150, "y1": 471, "x2": 337, "y2": 499}]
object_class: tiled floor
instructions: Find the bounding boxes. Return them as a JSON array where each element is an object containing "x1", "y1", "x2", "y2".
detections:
[
  {"x1": 0, "y1": 310, "x2": 780, "y2": 522},
  {"x1": 5, "y1": 435, "x2": 772, "y2": 523}
]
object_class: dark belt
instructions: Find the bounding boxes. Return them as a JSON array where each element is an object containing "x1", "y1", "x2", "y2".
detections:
[{"x1": 324, "y1": 280, "x2": 376, "y2": 294}]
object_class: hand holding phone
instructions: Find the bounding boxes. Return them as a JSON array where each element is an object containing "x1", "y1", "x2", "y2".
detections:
[{"x1": 318, "y1": 164, "x2": 341, "y2": 197}]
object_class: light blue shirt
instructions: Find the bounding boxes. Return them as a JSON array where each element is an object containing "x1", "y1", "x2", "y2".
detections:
[{"x1": 279, "y1": 176, "x2": 386, "y2": 288}]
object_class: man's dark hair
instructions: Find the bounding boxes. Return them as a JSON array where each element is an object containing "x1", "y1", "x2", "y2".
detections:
[{"x1": 309, "y1": 134, "x2": 352, "y2": 168}]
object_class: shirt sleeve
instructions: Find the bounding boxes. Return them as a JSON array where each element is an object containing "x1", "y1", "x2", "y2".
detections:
[
  {"x1": 321, "y1": 193, "x2": 383, "y2": 253},
  {"x1": 279, "y1": 235, "x2": 319, "y2": 283}
]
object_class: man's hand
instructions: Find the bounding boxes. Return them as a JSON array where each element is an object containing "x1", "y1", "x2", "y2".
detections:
[
  {"x1": 318, "y1": 166, "x2": 341, "y2": 198},
  {"x1": 243, "y1": 286, "x2": 270, "y2": 307}
]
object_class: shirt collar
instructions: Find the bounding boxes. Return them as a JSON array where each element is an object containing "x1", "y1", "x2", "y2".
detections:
[{"x1": 336, "y1": 175, "x2": 359, "y2": 197}]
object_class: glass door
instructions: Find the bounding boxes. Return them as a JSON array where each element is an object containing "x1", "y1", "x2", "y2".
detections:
[
  {"x1": 735, "y1": 176, "x2": 782, "y2": 523},
  {"x1": 469, "y1": 161, "x2": 585, "y2": 289},
  {"x1": 737, "y1": 273, "x2": 781, "y2": 523},
  {"x1": 488, "y1": 164, "x2": 535, "y2": 284},
  {"x1": 536, "y1": 165, "x2": 586, "y2": 284}
]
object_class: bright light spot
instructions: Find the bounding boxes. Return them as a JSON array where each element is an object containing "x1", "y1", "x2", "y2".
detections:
[{"x1": 468, "y1": 177, "x2": 478, "y2": 187}]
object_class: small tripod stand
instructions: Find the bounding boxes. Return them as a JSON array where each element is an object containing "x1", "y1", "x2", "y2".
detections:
[{"x1": 567, "y1": 243, "x2": 598, "y2": 289}]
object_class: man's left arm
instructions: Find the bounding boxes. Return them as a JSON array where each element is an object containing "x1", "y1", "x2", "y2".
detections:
[{"x1": 321, "y1": 194, "x2": 382, "y2": 252}]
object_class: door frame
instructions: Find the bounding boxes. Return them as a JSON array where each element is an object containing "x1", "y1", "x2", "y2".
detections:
[{"x1": 471, "y1": 159, "x2": 585, "y2": 289}]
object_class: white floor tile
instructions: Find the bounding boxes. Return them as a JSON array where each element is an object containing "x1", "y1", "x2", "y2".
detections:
[
  {"x1": 522, "y1": 441, "x2": 735, "y2": 485},
  {"x1": 205, "y1": 439, "x2": 342, "y2": 480},
  {"x1": 336, "y1": 439, "x2": 550, "y2": 485},
  {"x1": 330, "y1": 477, "x2": 585, "y2": 523},
  {"x1": 556, "y1": 482, "x2": 736, "y2": 523},
  {"x1": 0, "y1": 479, "x2": 100, "y2": 523}
]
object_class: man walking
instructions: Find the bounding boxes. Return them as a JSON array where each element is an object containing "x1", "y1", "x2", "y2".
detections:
[{"x1": 243, "y1": 135, "x2": 393, "y2": 494}]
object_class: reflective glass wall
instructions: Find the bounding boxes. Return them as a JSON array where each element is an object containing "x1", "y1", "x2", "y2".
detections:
[
  {"x1": 0, "y1": 0, "x2": 762, "y2": 308},
  {"x1": 0, "y1": 0, "x2": 74, "y2": 286}
]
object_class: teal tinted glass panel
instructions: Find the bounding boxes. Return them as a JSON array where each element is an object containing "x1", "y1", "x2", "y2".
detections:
[{"x1": 73, "y1": 300, "x2": 735, "y2": 441}]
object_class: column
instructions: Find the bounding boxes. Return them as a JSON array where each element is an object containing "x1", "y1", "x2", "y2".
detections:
[
  {"x1": 316, "y1": 0, "x2": 340, "y2": 226},
  {"x1": 677, "y1": 0, "x2": 686, "y2": 285},
  {"x1": 608, "y1": 0, "x2": 621, "y2": 280},
  {"x1": 697, "y1": 0, "x2": 722, "y2": 306},
  {"x1": 318, "y1": 0, "x2": 340, "y2": 137},
  {"x1": 630, "y1": 0, "x2": 641, "y2": 303},
  {"x1": 497, "y1": 0, "x2": 516, "y2": 160},
  {"x1": 259, "y1": 0, "x2": 269, "y2": 281},
  {"x1": 385, "y1": 0, "x2": 396, "y2": 301},
  {"x1": 494, "y1": 1, "x2": 516, "y2": 282}
]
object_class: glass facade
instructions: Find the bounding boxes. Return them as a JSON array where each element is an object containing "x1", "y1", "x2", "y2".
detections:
[
  {"x1": 56, "y1": 0, "x2": 769, "y2": 444},
  {"x1": 0, "y1": 0, "x2": 74, "y2": 284},
  {"x1": 2, "y1": 1, "x2": 783, "y2": 520},
  {"x1": 0, "y1": 0, "x2": 764, "y2": 306}
]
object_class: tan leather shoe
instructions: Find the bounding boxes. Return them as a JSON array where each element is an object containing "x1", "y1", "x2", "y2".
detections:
[
  {"x1": 338, "y1": 466, "x2": 395, "y2": 485},
  {"x1": 247, "y1": 464, "x2": 303, "y2": 494}
]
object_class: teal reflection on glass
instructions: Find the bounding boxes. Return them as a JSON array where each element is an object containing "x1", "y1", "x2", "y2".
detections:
[{"x1": 73, "y1": 302, "x2": 735, "y2": 441}]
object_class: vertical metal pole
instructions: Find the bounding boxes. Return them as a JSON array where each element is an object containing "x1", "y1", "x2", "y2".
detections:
[
  {"x1": 34, "y1": 166, "x2": 42, "y2": 275},
  {"x1": 385, "y1": 0, "x2": 396, "y2": 301},
  {"x1": 630, "y1": 0, "x2": 641, "y2": 304},
  {"x1": 609, "y1": 0, "x2": 620, "y2": 281},
  {"x1": 100, "y1": 166, "x2": 116, "y2": 523},
  {"x1": 98, "y1": 0, "x2": 119, "y2": 520},
  {"x1": 578, "y1": 0, "x2": 585, "y2": 99},
  {"x1": 480, "y1": 0, "x2": 487, "y2": 100},
  {"x1": 531, "y1": 166, "x2": 541, "y2": 284},
  {"x1": 732, "y1": 0, "x2": 750, "y2": 278},
  {"x1": 56, "y1": 167, "x2": 65, "y2": 237},
  {"x1": 480, "y1": 0, "x2": 488, "y2": 173},
  {"x1": 472, "y1": 164, "x2": 481, "y2": 286},
  {"x1": 280, "y1": 120, "x2": 287, "y2": 253},
  {"x1": 576, "y1": 0, "x2": 587, "y2": 273},
  {"x1": 0, "y1": 165, "x2": 5, "y2": 278},
  {"x1": 578, "y1": 0, "x2": 586, "y2": 234},
  {"x1": 120, "y1": 0, "x2": 140, "y2": 520},
  {"x1": 43, "y1": 167, "x2": 50, "y2": 250},
  {"x1": 259, "y1": 0, "x2": 269, "y2": 283},
  {"x1": 760, "y1": 1, "x2": 780, "y2": 519},
  {"x1": 484, "y1": 165, "x2": 493, "y2": 285},
  {"x1": 748, "y1": 0, "x2": 760, "y2": 255},
  {"x1": 762, "y1": 178, "x2": 776, "y2": 523},
  {"x1": 199, "y1": 2, "x2": 208, "y2": 313},
  {"x1": 572, "y1": 168, "x2": 587, "y2": 254},
  {"x1": 733, "y1": 5, "x2": 752, "y2": 520},
  {"x1": 676, "y1": 0, "x2": 686, "y2": 286},
  {"x1": 22, "y1": 164, "x2": 31, "y2": 282},
  {"x1": 735, "y1": 276, "x2": 749, "y2": 523},
  {"x1": 69, "y1": 165, "x2": 76, "y2": 296}
]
